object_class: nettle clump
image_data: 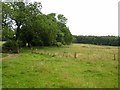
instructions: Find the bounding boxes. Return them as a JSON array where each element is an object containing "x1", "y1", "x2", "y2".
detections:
[
  {"x1": 55, "y1": 42, "x2": 63, "y2": 47},
  {"x1": 2, "y1": 40, "x2": 19, "y2": 53}
]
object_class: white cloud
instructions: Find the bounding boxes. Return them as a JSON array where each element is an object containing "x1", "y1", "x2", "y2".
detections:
[{"x1": 31, "y1": 0, "x2": 119, "y2": 36}]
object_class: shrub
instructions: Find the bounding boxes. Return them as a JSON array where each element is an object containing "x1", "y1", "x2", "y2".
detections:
[
  {"x1": 18, "y1": 41, "x2": 26, "y2": 47},
  {"x1": 55, "y1": 42, "x2": 62, "y2": 47},
  {"x1": 31, "y1": 39, "x2": 44, "y2": 46},
  {"x1": 2, "y1": 40, "x2": 19, "y2": 53}
]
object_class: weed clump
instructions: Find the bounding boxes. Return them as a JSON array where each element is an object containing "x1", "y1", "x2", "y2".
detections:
[{"x1": 2, "y1": 40, "x2": 19, "y2": 53}]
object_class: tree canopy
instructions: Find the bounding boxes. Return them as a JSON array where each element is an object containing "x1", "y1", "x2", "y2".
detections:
[
  {"x1": 2, "y1": 1, "x2": 73, "y2": 48},
  {"x1": 73, "y1": 35, "x2": 119, "y2": 46}
]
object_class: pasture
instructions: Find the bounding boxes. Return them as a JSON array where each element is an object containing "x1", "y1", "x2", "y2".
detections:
[
  {"x1": 0, "y1": 41, "x2": 5, "y2": 46},
  {"x1": 2, "y1": 44, "x2": 118, "y2": 88}
]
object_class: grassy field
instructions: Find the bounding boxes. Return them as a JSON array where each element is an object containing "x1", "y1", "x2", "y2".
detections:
[
  {"x1": 2, "y1": 44, "x2": 118, "y2": 88},
  {"x1": 0, "y1": 41, "x2": 6, "y2": 58},
  {"x1": 0, "y1": 41, "x2": 5, "y2": 46}
]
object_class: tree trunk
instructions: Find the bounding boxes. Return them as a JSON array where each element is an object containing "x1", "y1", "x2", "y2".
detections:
[
  {"x1": 28, "y1": 42, "x2": 31, "y2": 48},
  {"x1": 16, "y1": 22, "x2": 21, "y2": 41}
]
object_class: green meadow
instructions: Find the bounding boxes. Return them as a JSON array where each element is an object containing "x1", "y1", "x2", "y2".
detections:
[{"x1": 2, "y1": 44, "x2": 118, "y2": 88}]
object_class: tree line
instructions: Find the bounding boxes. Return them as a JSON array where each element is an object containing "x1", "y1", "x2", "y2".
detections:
[
  {"x1": 2, "y1": 1, "x2": 73, "y2": 48},
  {"x1": 73, "y1": 35, "x2": 120, "y2": 46}
]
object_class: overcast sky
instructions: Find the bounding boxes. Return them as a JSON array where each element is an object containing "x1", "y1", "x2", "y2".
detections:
[{"x1": 30, "y1": 0, "x2": 119, "y2": 36}]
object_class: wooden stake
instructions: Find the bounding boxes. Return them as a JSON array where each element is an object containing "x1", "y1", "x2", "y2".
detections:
[
  {"x1": 74, "y1": 52, "x2": 77, "y2": 58},
  {"x1": 114, "y1": 54, "x2": 116, "y2": 60}
]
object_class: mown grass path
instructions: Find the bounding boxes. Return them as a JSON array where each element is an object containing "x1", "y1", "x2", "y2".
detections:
[{"x1": 2, "y1": 54, "x2": 18, "y2": 61}]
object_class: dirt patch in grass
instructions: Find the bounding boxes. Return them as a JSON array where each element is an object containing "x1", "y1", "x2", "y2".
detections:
[{"x1": 2, "y1": 54, "x2": 18, "y2": 60}]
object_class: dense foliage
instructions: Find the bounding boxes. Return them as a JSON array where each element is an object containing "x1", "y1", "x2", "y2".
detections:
[
  {"x1": 73, "y1": 35, "x2": 120, "y2": 46},
  {"x1": 2, "y1": 40, "x2": 19, "y2": 53},
  {"x1": 2, "y1": 2, "x2": 73, "y2": 48}
]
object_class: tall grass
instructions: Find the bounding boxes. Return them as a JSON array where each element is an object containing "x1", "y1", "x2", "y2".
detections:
[{"x1": 2, "y1": 44, "x2": 118, "y2": 88}]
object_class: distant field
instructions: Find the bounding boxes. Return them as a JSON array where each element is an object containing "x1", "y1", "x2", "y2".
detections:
[
  {"x1": 0, "y1": 41, "x2": 5, "y2": 46},
  {"x1": 2, "y1": 44, "x2": 118, "y2": 88}
]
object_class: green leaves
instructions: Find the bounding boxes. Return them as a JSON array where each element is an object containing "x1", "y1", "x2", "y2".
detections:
[
  {"x1": 2, "y1": 1, "x2": 72, "y2": 47},
  {"x1": 57, "y1": 14, "x2": 67, "y2": 24}
]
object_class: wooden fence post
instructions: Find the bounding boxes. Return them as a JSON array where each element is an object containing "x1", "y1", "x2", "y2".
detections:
[
  {"x1": 74, "y1": 52, "x2": 77, "y2": 58},
  {"x1": 114, "y1": 54, "x2": 116, "y2": 60}
]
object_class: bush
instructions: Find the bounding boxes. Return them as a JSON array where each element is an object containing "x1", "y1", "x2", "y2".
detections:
[
  {"x1": 2, "y1": 40, "x2": 19, "y2": 53},
  {"x1": 18, "y1": 41, "x2": 26, "y2": 47},
  {"x1": 31, "y1": 39, "x2": 44, "y2": 46},
  {"x1": 55, "y1": 42, "x2": 62, "y2": 47}
]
